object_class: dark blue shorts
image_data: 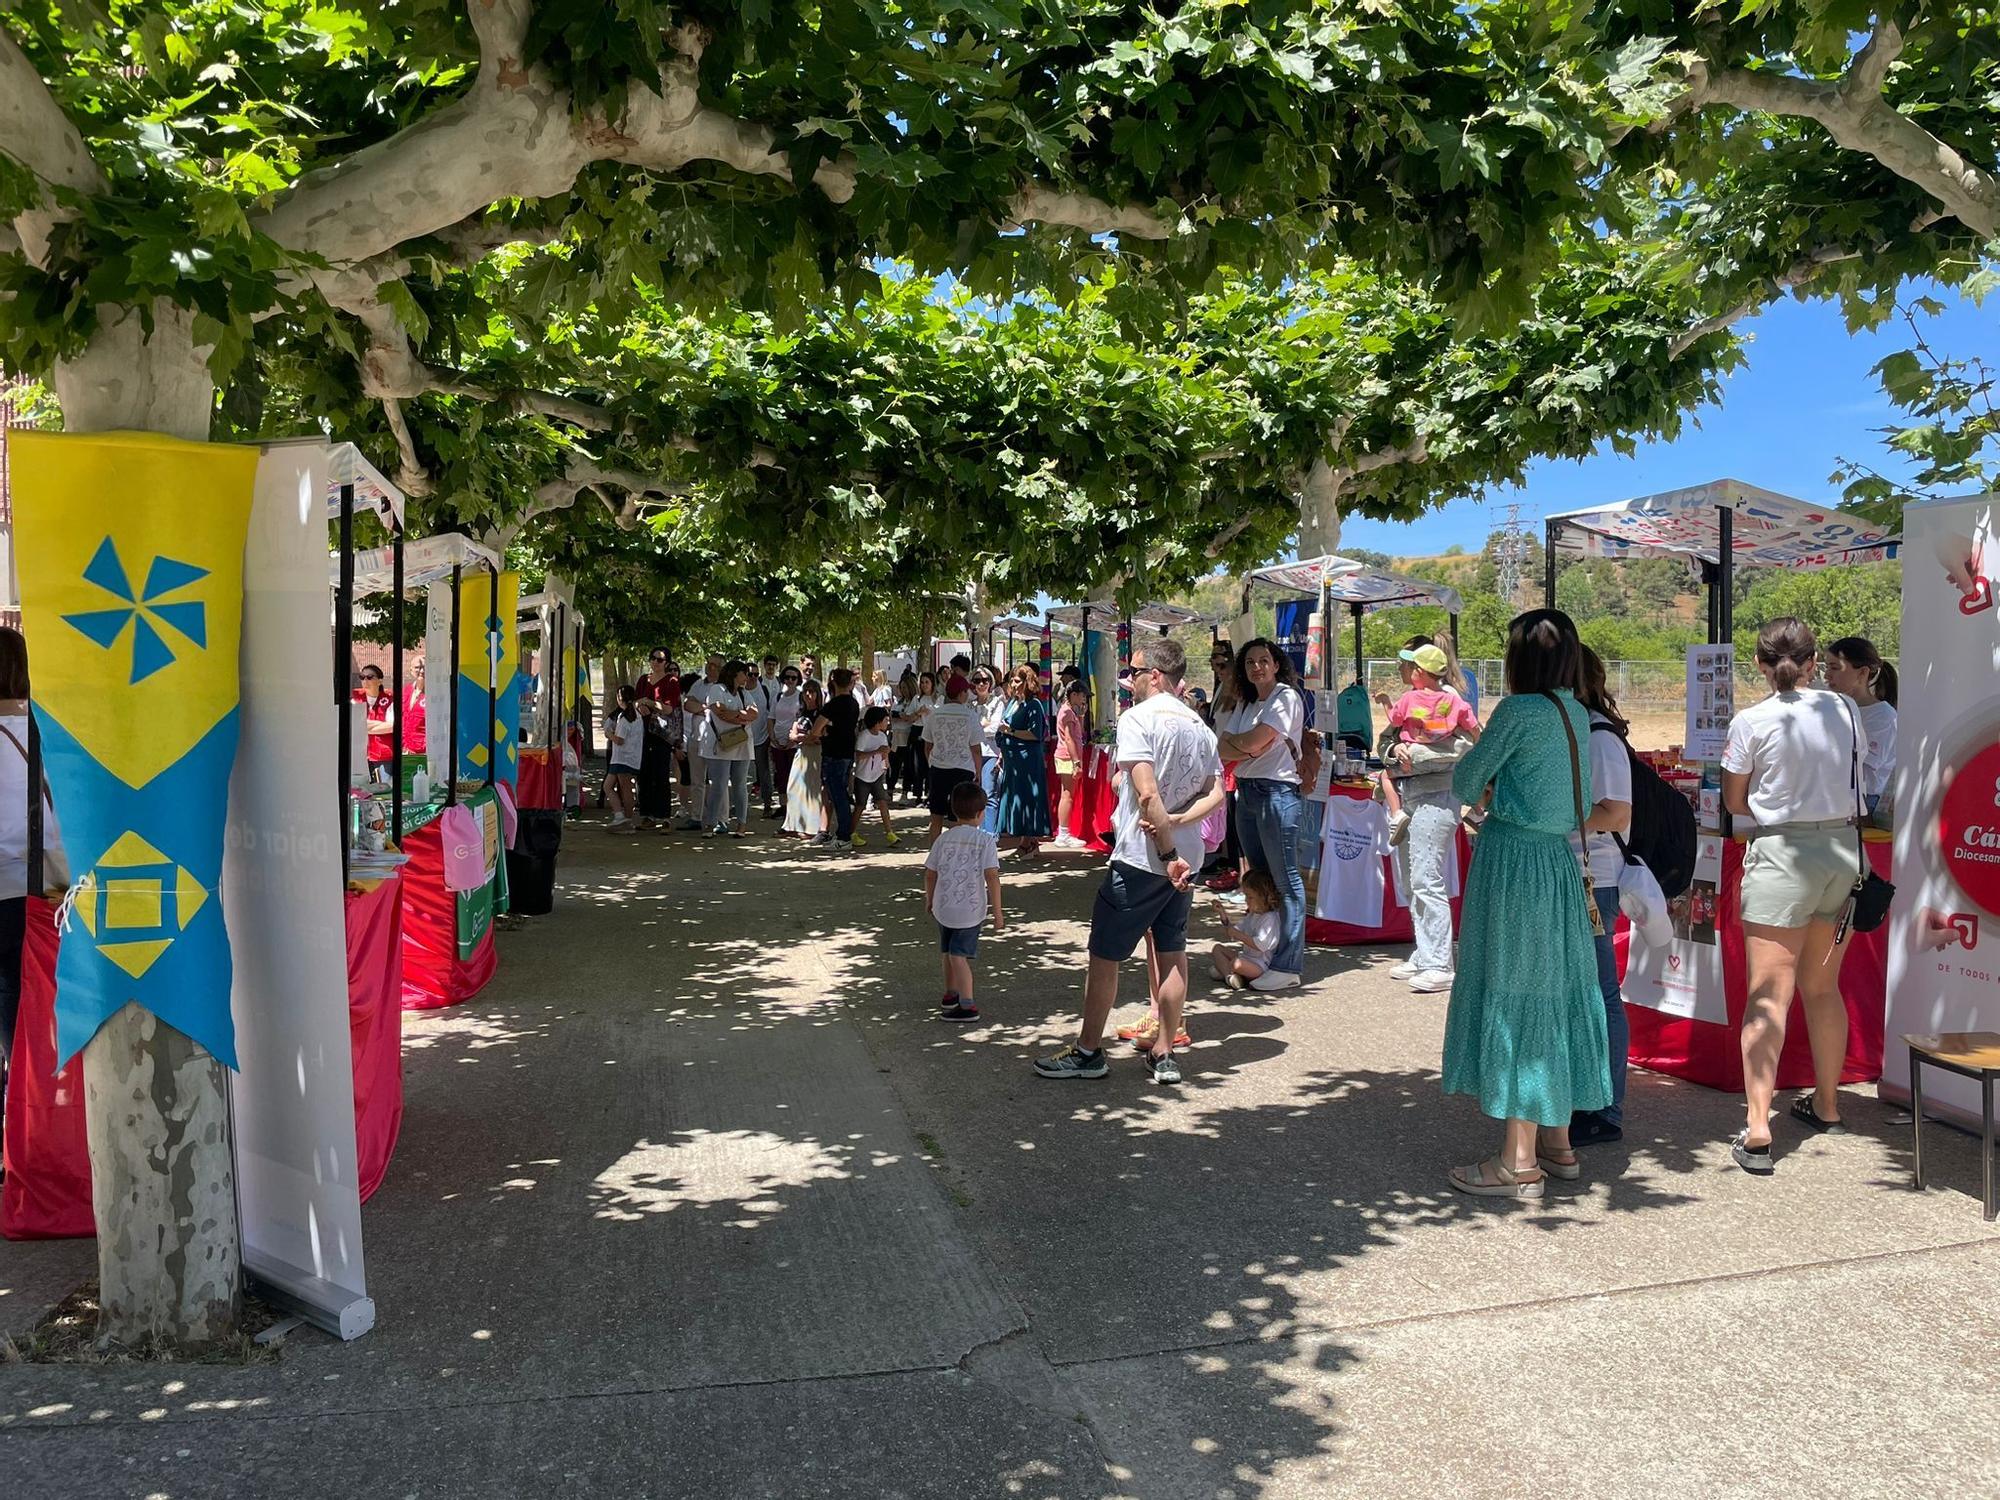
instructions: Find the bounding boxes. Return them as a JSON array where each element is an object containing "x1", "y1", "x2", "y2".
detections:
[
  {"x1": 938, "y1": 923, "x2": 980, "y2": 958},
  {"x1": 1088, "y1": 861, "x2": 1192, "y2": 962}
]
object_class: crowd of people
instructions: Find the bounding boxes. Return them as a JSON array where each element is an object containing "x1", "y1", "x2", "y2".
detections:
[{"x1": 591, "y1": 612, "x2": 1901, "y2": 1190}]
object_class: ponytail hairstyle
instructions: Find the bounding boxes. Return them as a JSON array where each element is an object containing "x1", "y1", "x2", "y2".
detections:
[
  {"x1": 1825, "y1": 635, "x2": 1898, "y2": 708},
  {"x1": 1576, "y1": 646, "x2": 1630, "y2": 737},
  {"x1": 1754, "y1": 616, "x2": 1817, "y2": 693}
]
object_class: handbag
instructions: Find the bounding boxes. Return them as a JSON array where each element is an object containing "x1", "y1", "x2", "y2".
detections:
[
  {"x1": 1838, "y1": 699, "x2": 1895, "y2": 937},
  {"x1": 712, "y1": 691, "x2": 750, "y2": 753},
  {"x1": 1540, "y1": 692, "x2": 1606, "y2": 937}
]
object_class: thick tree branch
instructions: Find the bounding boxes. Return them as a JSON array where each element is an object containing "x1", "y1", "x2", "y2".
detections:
[
  {"x1": 0, "y1": 26, "x2": 107, "y2": 265},
  {"x1": 531, "y1": 461, "x2": 689, "y2": 533},
  {"x1": 254, "y1": 1, "x2": 1169, "y2": 271},
  {"x1": 1685, "y1": 19, "x2": 1998, "y2": 237},
  {"x1": 379, "y1": 397, "x2": 433, "y2": 498}
]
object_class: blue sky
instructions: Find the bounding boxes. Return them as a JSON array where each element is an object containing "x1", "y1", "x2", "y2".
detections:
[{"x1": 1341, "y1": 285, "x2": 1994, "y2": 559}]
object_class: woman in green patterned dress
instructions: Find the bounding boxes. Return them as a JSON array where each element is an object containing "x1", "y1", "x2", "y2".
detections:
[{"x1": 1443, "y1": 610, "x2": 1612, "y2": 1200}]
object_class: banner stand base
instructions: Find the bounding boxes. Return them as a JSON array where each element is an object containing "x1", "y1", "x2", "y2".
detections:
[{"x1": 246, "y1": 1254, "x2": 376, "y2": 1341}]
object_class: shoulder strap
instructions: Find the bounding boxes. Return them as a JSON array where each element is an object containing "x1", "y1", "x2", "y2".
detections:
[
  {"x1": 1539, "y1": 691, "x2": 1589, "y2": 838},
  {"x1": 1840, "y1": 692, "x2": 1867, "y2": 860},
  {"x1": 0, "y1": 723, "x2": 52, "y2": 809}
]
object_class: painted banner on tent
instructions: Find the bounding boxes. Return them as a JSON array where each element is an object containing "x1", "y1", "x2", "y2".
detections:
[
  {"x1": 455, "y1": 570, "x2": 520, "y2": 787},
  {"x1": 12, "y1": 430, "x2": 259, "y2": 1066}
]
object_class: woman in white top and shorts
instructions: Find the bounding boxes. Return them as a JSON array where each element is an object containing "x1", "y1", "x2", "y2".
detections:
[{"x1": 1720, "y1": 617, "x2": 1863, "y2": 1176}]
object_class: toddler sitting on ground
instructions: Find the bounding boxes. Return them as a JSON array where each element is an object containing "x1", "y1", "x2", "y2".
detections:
[{"x1": 1210, "y1": 869, "x2": 1281, "y2": 989}]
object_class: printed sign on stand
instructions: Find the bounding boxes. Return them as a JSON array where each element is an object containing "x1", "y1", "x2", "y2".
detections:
[
  {"x1": 1684, "y1": 644, "x2": 1734, "y2": 762},
  {"x1": 1886, "y1": 493, "x2": 2000, "y2": 1125},
  {"x1": 1624, "y1": 834, "x2": 1729, "y2": 1023}
]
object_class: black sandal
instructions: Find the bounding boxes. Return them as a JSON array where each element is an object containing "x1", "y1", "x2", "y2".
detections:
[{"x1": 1789, "y1": 1095, "x2": 1845, "y2": 1133}]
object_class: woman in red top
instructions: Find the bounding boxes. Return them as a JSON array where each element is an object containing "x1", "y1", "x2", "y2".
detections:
[
  {"x1": 402, "y1": 659, "x2": 427, "y2": 755},
  {"x1": 355, "y1": 665, "x2": 396, "y2": 776}
]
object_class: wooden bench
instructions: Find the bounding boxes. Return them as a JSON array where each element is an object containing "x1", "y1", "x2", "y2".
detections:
[{"x1": 1905, "y1": 1032, "x2": 2000, "y2": 1222}]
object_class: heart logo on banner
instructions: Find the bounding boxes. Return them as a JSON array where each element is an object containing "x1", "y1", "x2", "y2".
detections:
[
  {"x1": 1960, "y1": 576, "x2": 1994, "y2": 615},
  {"x1": 1667, "y1": 953, "x2": 1682, "y2": 971}
]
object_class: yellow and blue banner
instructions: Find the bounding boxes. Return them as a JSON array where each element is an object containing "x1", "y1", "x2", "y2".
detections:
[
  {"x1": 455, "y1": 569, "x2": 520, "y2": 787},
  {"x1": 13, "y1": 431, "x2": 259, "y2": 1068}
]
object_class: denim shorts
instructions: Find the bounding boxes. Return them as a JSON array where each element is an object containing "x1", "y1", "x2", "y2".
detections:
[
  {"x1": 938, "y1": 923, "x2": 980, "y2": 958},
  {"x1": 1088, "y1": 861, "x2": 1192, "y2": 961}
]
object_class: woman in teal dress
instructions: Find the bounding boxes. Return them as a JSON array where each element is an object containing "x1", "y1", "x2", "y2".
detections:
[
  {"x1": 993, "y1": 665, "x2": 1052, "y2": 854},
  {"x1": 1443, "y1": 609, "x2": 1611, "y2": 1200}
]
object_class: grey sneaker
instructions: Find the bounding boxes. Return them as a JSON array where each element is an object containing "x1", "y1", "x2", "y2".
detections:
[
  {"x1": 1034, "y1": 1045, "x2": 1108, "y2": 1081},
  {"x1": 1145, "y1": 1051, "x2": 1182, "y2": 1086}
]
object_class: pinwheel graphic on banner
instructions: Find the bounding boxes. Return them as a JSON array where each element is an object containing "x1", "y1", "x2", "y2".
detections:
[
  {"x1": 11, "y1": 431, "x2": 259, "y2": 1067},
  {"x1": 455, "y1": 570, "x2": 521, "y2": 787}
]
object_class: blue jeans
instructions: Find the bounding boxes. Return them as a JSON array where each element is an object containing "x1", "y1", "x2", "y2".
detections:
[
  {"x1": 1234, "y1": 778, "x2": 1306, "y2": 976},
  {"x1": 979, "y1": 757, "x2": 1000, "y2": 835},
  {"x1": 703, "y1": 758, "x2": 749, "y2": 828},
  {"x1": 822, "y1": 756, "x2": 855, "y2": 840},
  {"x1": 1591, "y1": 884, "x2": 1628, "y2": 1126}
]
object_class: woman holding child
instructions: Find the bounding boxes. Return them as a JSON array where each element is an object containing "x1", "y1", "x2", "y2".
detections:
[{"x1": 1379, "y1": 636, "x2": 1478, "y2": 994}]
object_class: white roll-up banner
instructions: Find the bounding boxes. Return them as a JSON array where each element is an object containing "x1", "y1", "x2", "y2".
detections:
[
  {"x1": 225, "y1": 444, "x2": 374, "y2": 1339},
  {"x1": 1885, "y1": 492, "x2": 2000, "y2": 1126}
]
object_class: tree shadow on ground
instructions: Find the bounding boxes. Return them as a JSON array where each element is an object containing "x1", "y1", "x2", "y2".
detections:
[{"x1": 2, "y1": 829, "x2": 1990, "y2": 1500}]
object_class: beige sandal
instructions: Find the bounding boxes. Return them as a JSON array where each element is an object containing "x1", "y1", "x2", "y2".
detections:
[
  {"x1": 1449, "y1": 1158, "x2": 1545, "y2": 1200},
  {"x1": 1536, "y1": 1135, "x2": 1581, "y2": 1180}
]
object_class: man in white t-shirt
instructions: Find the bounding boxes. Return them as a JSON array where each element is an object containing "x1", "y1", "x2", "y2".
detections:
[{"x1": 1036, "y1": 638, "x2": 1223, "y2": 1087}]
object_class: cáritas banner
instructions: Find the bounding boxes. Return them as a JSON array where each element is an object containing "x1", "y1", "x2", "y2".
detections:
[
  {"x1": 1885, "y1": 491, "x2": 2000, "y2": 1123},
  {"x1": 12, "y1": 430, "x2": 259, "y2": 1067}
]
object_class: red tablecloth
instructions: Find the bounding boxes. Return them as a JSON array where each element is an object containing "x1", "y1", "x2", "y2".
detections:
[
  {"x1": 1064, "y1": 745, "x2": 1117, "y2": 847},
  {"x1": 1621, "y1": 838, "x2": 1888, "y2": 1091},
  {"x1": 516, "y1": 747, "x2": 561, "y2": 811},
  {"x1": 346, "y1": 879, "x2": 406, "y2": 1201},
  {"x1": 2, "y1": 879, "x2": 407, "y2": 1240},
  {"x1": 0, "y1": 897, "x2": 88, "y2": 1238},
  {"x1": 1306, "y1": 781, "x2": 1470, "y2": 947},
  {"x1": 400, "y1": 815, "x2": 498, "y2": 1011}
]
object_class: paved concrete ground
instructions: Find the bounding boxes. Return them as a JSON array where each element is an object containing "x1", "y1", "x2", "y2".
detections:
[{"x1": 4, "y1": 819, "x2": 1997, "y2": 1498}]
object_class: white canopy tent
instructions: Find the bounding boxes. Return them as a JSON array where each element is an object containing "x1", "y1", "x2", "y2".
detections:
[
  {"x1": 1244, "y1": 554, "x2": 1464, "y2": 687},
  {"x1": 518, "y1": 578, "x2": 585, "y2": 751},
  {"x1": 1545, "y1": 478, "x2": 1900, "y2": 643}
]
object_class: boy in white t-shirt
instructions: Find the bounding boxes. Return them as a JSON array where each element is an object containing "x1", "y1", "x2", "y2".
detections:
[
  {"x1": 850, "y1": 706, "x2": 899, "y2": 848},
  {"x1": 923, "y1": 780, "x2": 1003, "y2": 1021}
]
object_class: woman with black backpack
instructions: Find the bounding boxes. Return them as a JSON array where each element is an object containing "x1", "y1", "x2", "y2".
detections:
[{"x1": 1571, "y1": 648, "x2": 1635, "y2": 1148}]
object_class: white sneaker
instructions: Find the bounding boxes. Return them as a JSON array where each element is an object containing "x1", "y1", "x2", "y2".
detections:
[
  {"x1": 1407, "y1": 969, "x2": 1455, "y2": 994},
  {"x1": 1388, "y1": 959, "x2": 1420, "y2": 980},
  {"x1": 1249, "y1": 969, "x2": 1301, "y2": 992}
]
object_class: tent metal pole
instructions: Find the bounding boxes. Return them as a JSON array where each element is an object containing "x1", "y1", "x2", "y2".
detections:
[
  {"x1": 1352, "y1": 603, "x2": 1364, "y2": 684},
  {"x1": 1718, "y1": 505, "x2": 1734, "y2": 642},
  {"x1": 336, "y1": 481, "x2": 355, "y2": 880},
  {"x1": 25, "y1": 709, "x2": 43, "y2": 898},
  {"x1": 448, "y1": 564, "x2": 462, "y2": 807},
  {"x1": 390, "y1": 520, "x2": 404, "y2": 844},
  {"x1": 1544, "y1": 520, "x2": 1559, "y2": 607},
  {"x1": 485, "y1": 568, "x2": 498, "y2": 788}
]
